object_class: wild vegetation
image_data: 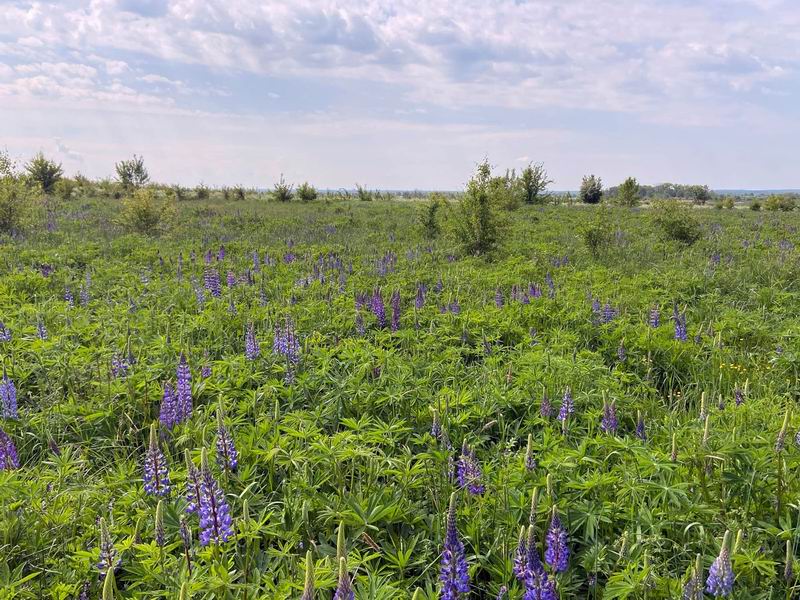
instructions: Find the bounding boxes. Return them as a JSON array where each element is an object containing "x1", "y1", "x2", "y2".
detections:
[{"x1": 1, "y1": 152, "x2": 800, "y2": 599}]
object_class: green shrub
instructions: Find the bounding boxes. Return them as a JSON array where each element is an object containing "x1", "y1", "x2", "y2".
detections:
[
  {"x1": 115, "y1": 155, "x2": 150, "y2": 190},
  {"x1": 615, "y1": 177, "x2": 640, "y2": 207},
  {"x1": 420, "y1": 193, "x2": 443, "y2": 239},
  {"x1": 722, "y1": 197, "x2": 735, "y2": 209},
  {"x1": 272, "y1": 175, "x2": 294, "y2": 202},
  {"x1": 355, "y1": 184, "x2": 373, "y2": 202},
  {"x1": 54, "y1": 178, "x2": 77, "y2": 201},
  {"x1": 195, "y1": 184, "x2": 210, "y2": 200},
  {"x1": 579, "y1": 210, "x2": 614, "y2": 257},
  {"x1": 763, "y1": 194, "x2": 796, "y2": 212},
  {"x1": 24, "y1": 153, "x2": 63, "y2": 194},
  {"x1": 452, "y1": 160, "x2": 505, "y2": 256},
  {"x1": 579, "y1": 174, "x2": 603, "y2": 204},
  {"x1": 750, "y1": 200, "x2": 761, "y2": 211},
  {"x1": 650, "y1": 199, "x2": 702, "y2": 244},
  {"x1": 297, "y1": 182, "x2": 318, "y2": 202},
  {"x1": 0, "y1": 177, "x2": 32, "y2": 234},
  {"x1": 520, "y1": 162, "x2": 552, "y2": 204},
  {"x1": 120, "y1": 189, "x2": 174, "y2": 235},
  {"x1": 233, "y1": 186, "x2": 246, "y2": 201}
]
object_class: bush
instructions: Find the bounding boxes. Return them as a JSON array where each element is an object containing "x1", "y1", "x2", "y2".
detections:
[
  {"x1": 355, "y1": 184, "x2": 373, "y2": 202},
  {"x1": 520, "y1": 162, "x2": 552, "y2": 204},
  {"x1": 689, "y1": 184, "x2": 712, "y2": 205},
  {"x1": 579, "y1": 174, "x2": 603, "y2": 204},
  {"x1": 195, "y1": 184, "x2": 210, "y2": 200},
  {"x1": 650, "y1": 199, "x2": 702, "y2": 244},
  {"x1": 297, "y1": 182, "x2": 318, "y2": 202},
  {"x1": 750, "y1": 200, "x2": 761, "y2": 211},
  {"x1": 120, "y1": 189, "x2": 174, "y2": 235},
  {"x1": 54, "y1": 178, "x2": 77, "y2": 201},
  {"x1": 233, "y1": 186, "x2": 246, "y2": 201},
  {"x1": 615, "y1": 177, "x2": 640, "y2": 207},
  {"x1": 115, "y1": 155, "x2": 150, "y2": 190},
  {"x1": 452, "y1": 161, "x2": 505, "y2": 256},
  {"x1": 0, "y1": 177, "x2": 31, "y2": 234},
  {"x1": 271, "y1": 175, "x2": 294, "y2": 202},
  {"x1": 763, "y1": 194, "x2": 796, "y2": 212},
  {"x1": 722, "y1": 197, "x2": 735, "y2": 209},
  {"x1": 25, "y1": 153, "x2": 63, "y2": 194},
  {"x1": 488, "y1": 169, "x2": 520, "y2": 211},
  {"x1": 579, "y1": 210, "x2": 614, "y2": 257},
  {"x1": 420, "y1": 193, "x2": 443, "y2": 239}
]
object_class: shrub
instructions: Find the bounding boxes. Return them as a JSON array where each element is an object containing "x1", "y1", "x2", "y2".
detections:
[
  {"x1": 115, "y1": 155, "x2": 150, "y2": 190},
  {"x1": 520, "y1": 162, "x2": 552, "y2": 204},
  {"x1": 420, "y1": 193, "x2": 443, "y2": 239},
  {"x1": 488, "y1": 169, "x2": 520, "y2": 211},
  {"x1": 195, "y1": 184, "x2": 210, "y2": 200},
  {"x1": 579, "y1": 174, "x2": 603, "y2": 204},
  {"x1": 25, "y1": 153, "x2": 63, "y2": 194},
  {"x1": 689, "y1": 184, "x2": 712, "y2": 205},
  {"x1": 272, "y1": 175, "x2": 294, "y2": 202},
  {"x1": 120, "y1": 189, "x2": 174, "y2": 235},
  {"x1": 722, "y1": 197, "x2": 735, "y2": 209},
  {"x1": 763, "y1": 194, "x2": 796, "y2": 212},
  {"x1": 355, "y1": 184, "x2": 373, "y2": 202},
  {"x1": 452, "y1": 160, "x2": 505, "y2": 256},
  {"x1": 233, "y1": 186, "x2": 246, "y2": 201},
  {"x1": 579, "y1": 211, "x2": 614, "y2": 257},
  {"x1": 0, "y1": 177, "x2": 31, "y2": 234},
  {"x1": 0, "y1": 149, "x2": 16, "y2": 178},
  {"x1": 750, "y1": 200, "x2": 761, "y2": 211},
  {"x1": 54, "y1": 178, "x2": 77, "y2": 201},
  {"x1": 297, "y1": 182, "x2": 318, "y2": 202},
  {"x1": 650, "y1": 199, "x2": 702, "y2": 244},
  {"x1": 615, "y1": 177, "x2": 640, "y2": 207}
]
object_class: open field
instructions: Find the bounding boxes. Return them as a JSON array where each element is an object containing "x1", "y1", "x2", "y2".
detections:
[{"x1": 1, "y1": 193, "x2": 800, "y2": 599}]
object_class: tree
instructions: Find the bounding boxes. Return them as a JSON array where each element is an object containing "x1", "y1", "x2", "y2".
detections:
[
  {"x1": 0, "y1": 149, "x2": 16, "y2": 179},
  {"x1": 452, "y1": 160, "x2": 505, "y2": 256},
  {"x1": 689, "y1": 185, "x2": 712, "y2": 205},
  {"x1": 616, "y1": 177, "x2": 640, "y2": 207},
  {"x1": 520, "y1": 162, "x2": 552, "y2": 204},
  {"x1": 0, "y1": 177, "x2": 31, "y2": 234},
  {"x1": 25, "y1": 153, "x2": 63, "y2": 194},
  {"x1": 297, "y1": 182, "x2": 318, "y2": 202},
  {"x1": 420, "y1": 193, "x2": 443, "y2": 239},
  {"x1": 579, "y1": 174, "x2": 603, "y2": 204},
  {"x1": 115, "y1": 155, "x2": 150, "y2": 189},
  {"x1": 272, "y1": 175, "x2": 294, "y2": 202}
]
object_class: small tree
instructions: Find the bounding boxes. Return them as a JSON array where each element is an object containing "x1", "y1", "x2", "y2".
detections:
[
  {"x1": 233, "y1": 186, "x2": 246, "y2": 201},
  {"x1": 520, "y1": 162, "x2": 552, "y2": 204},
  {"x1": 764, "y1": 194, "x2": 796, "y2": 211},
  {"x1": 579, "y1": 175, "x2": 603, "y2": 204},
  {"x1": 25, "y1": 153, "x2": 63, "y2": 194},
  {"x1": 616, "y1": 177, "x2": 640, "y2": 207},
  {"x1": 272, "y1": 175, "x2": 294, "y2": 202},
  {"x1": 120, "y1": 189, "x2": 174, "y2": 235},
  {"x1": 0, "y1": 177, "x2": 31, "y2": 234},
  {"x1": 297, "y1": 182, "x2": 318, "y2": 202},
  {"x1": 0, "y1": 150, "x2": 16, "y2": 178},
  {"x1": 650, "y1": 200, "x2": 701, "y2": 244},
  {"x1": 689, "y1": 185, "x2": 712, "y2": 205},
  {"x1": 115, "y1": 155, "x2": 150, "y2": 190},
  {"x1": 195, "y1": 184, "x2": 210, "y2": 200},
  {"x1": 452, "y1": 160, "x2": 505, "y2": 256},
  {"x1": 420, "y1": 193, "x2": 443, "y2": 239}
]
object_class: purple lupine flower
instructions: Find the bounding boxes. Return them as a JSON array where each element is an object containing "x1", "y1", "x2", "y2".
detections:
[
  {"x1": 591, "y1": 298, "x2": 601, "y2": 319},
  {"x1": 176, "y1": 353, "x2": 192, "y2": 423},
  {"x1": 449, "y1": 300, "x2": 461, "y2": 314},
  {"x1": 600, "y1": 399, "x2": 618, "y2": 434},
  {"x1": 544, "y1": 508, "x2": 569, "y2": 573},
  {"x1": 496, "y1": 586, "x2": 508, "y2": 600},
  {"x1": 36, "y1": 319, "x2": 48, "y2": 340},
  {"x1": 557, "y1": 388, "x2": 574, "y2": 422},
  {"x1": 431, "y1": 410, "x2": 442, "y2": 440},
  {"x1": 440, "y1": 493, "x2": 470, "y2": 599},
  {"x1": 706, "y1": 531, "x2": 734, "y2": 597},
  {"x1": 495, "y1": 287, "x2": 504, "y2": 308},
  {"x1": 258, "y1": 287, "x2": 268, "y2": 306},
  {"x1": 524, "y1": 569, "x2": 558, "y2": 600},
  {"x1": 415, "y1": 283, "x2": 426, "y2": 309},
  {"x1": 78, "y1": 581, "x2": 90, "y2": 600},
  {"x1": 79, "y1": 284, "x2": 89, "y2": 306},
  {"x1": 635, "y1": 412, "x2": 647, "y2": 441},
  {"x1": 203, "y1": 267, "x2": 222, "y2": 297},
  {"x1": 65, "y1": 287, "x2": 74, "y2": 307},
  {"x1": 273, "y1": 317, "x2": 300, "y2": 364},
  {"x1": 617, "y1": 340, "x2": 626, "y2": 362},
  {"x1": 370, "y1": 289, "x2": 387, "y2": 328},
  {"x1": 227, "y1": 296, "x2": 237, "y2": 315},
  {"x1": 198, "y1": 450, "x2": 234, "y2": 545},
  {"x1": 0, "y1": 322, "x2": 10, "y2": 342},
  {"x1": 201, "y1": 351, "x2": 212, "y2": 379},
  {"x1": 540, "y1": 392, "x2": 553, "y2": 418},
  {"x1": 524, "y1": 434, "x2": 536, "y2": 471},
  {"x1": 0, "y1": 428, "x2": 20, "y2": 470},
  {"x1": 457, "y1": 441, "x2": 485, "y2": 495},
  {"x1": 97, "y1": 518, "x2": 120, "y2": 574},
  {"x1": 217, "y1": 244, "x2": 225, "y2": 261},
  {"x1": 194, "y1": 282, "x2": 206, "y2": 310},
  {"x1": 0, "y1": 369, "x2": 18, "y2": 419},
  {"x1": 111, "y1": 353, "x2": 129, "y2": 379},
  {"x1": 545, "y1": 272, "x2": 555, "y2": 298},
  {"x1": 514, "y1": 528, "x2": 528, "y2": 581},
  {"x1": 185, "y1": 452, "x2": 202, "y2": 514},
  {"x1": 333, "y1": 558, "x2": 355, "y2": 600},
  {"x1": 245, "y1": 323, "x2": 259, "y2": 360},
  {"x1": 215, "y1": 409, "x2": 238, "y2": 473},
  {"x1": 734, "y1": 387, "x2": 744, "y2": 406},
  {"x1": 649, "y1": 306, "x2": 660, "y2": 328},
  {"x1": 355, "y1": 312, "x2": 365, "y2": 336},
  {"x1": 390, "y1": 290, "x2": 401, "y2": 332},
  {"x1": 226, "y1": 270, "x2": 236, "y2": 288},
  {"x1": 601, "y1": 302, "x2": 616, "y2": 324},
  {"x1": 143, "y1": 423, "x2": 171, "y2": 496},
  {"x1": 159, "y1": 383, "x2": 177, "y2": 430},
  {"x1": 673, "y1": 305, "x2": 688, "y2": 341}
]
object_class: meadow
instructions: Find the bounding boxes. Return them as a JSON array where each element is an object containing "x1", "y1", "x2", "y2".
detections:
[{"x1": 1, "y1": 187, "x2": 800, "y2": 599}]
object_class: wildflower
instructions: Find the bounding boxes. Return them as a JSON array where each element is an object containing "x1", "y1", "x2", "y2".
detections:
[
  {"x1": 176, "y1": 353, "x2": 192, "y2": 423},
  {"x1": 431, "y1": 409, "x2": 442, "y2": 440},
  {"x1": 390, "y1": 290, "x2": 401, "y2": 331},
  {"x1": 159, "y1": 383, "x2": 177, "y2": 430},
  {"x1": 370, "y1": 289, "x2": 386, "y2": 328},
  {"x1": 0, "y1": 322, "x2": 10, "y2": 342},
  {"x1": 355, "y1": 312, "x2": 365, "y2": 336},
  {"x1": 705, "y1": 531, "x2": 734, "y2": 597},
  {"x1": 496, "y1": 586, "x2": 508, "y2": 600},
  {"x1": 203, "y1": 267, "x2": 221, "y2": 297},
  {"x1": 226, "y1": 270, "x2": 236, "y2": 288},
  {"x1": 111, "y1": 353, "x2": 129, "y2": 379},
  {"x1": 600, "y1": 398, "x2": 618, "y2": 434},
  {"x1": 37, "y1": 319, "x2": 48, "y2": 340},
  {"x1": 0, "y1": 369, "x2": 18, "y2": 419},
  {"x1": 215, "y1": 407, "x2": 238, "y2": 473},
  {"x1": 439, "y1": 493, "x2": 470, "y2": 599},
  {"x1": 540, "y1": 392, "x2": 553, "y2": 418},
  {"x1": 524, "y1": 434, "x2": 536, "y2": 471},
  {"x1": 201, "y1": 351, "x2": 212, "y2": 379},
  {"x1": 198, "y1": 449, "x2": 234, "y2": 545},
  {"x1": 333, "y1": 557, "x2": 354, "y2": 600},
  {"x1": 143, "y1": 423, "x2": 171, "y2": 497},
  {"x1": 65, "y1": 287, "x2": 74, "y2": 307},
  {"x1": 415, "y1": 284, "x2": 426, "y2": 309},
  {"x1": 0, "y1": 428, "x2": 20, "y2": 470},
  {"x1": 649, "y1": 306, "x2": 660, "y2": 328},
  {"x1": 524, "y1": 568, "x2": 558, "y2": 600},
  {"x1": 97, "y1": 518, "x2": 120, "y2": 574},
  {"x1": 185, "y1": 451, "x2": 203, "y2": 514},
  {"x1": 617, "y1": 340, "x2": 626, "y2": 362},
  {"x1": 457, "y1": 441, "x2": 485, "y2": 495},
  {"x1": 218, "y1": 244, "x2": 225, "y2": 261},
  {"x1": 734, "y1": 386, "x2": 745, "y2": 406},
  {"x1": 673, "y1": 305, "x2": 687, "y2": 341},
  {"x1": 495, "y1": 287, "x2": 504, "y2": 308},
  {"x1": 544, "y1": 507, "x2": 569, "y2": 573},
  {"x1": 557, "y1": 388, "x2": 574, "y2": 422},
  {"x1": 514, "y1": 526, "x2": 528, "y2": 581},
  {"x1": 244, "y1": 323, "x2": 259, "y2": 360},
  {"x1": 776, "y1": 410, "x2": 791, "y2": 452},
  {"x1": 601, "y1": 302, "x2": 616, "y2": 324},
  {"x1": 179, "y1": 517, "x2": 192, "y2": 574},
  {"x1": 273, "y1": 317, "x2": 301, "y2": 364},
  {"x1": 635, "y1": 411, "x2": 646, "y2": 441}
]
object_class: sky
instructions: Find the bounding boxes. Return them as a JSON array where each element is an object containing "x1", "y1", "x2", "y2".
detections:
[{"x1": 1, "y1": 0, "x2": 799, "y2": 190}]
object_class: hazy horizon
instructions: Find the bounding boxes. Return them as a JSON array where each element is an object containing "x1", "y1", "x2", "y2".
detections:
[{"x1": 2, "y1": 0, "x2": 799, "y2": 190}]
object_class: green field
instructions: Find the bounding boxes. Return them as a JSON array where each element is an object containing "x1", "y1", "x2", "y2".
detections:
[{"x1": 1, "y1": 190, "x2": 800, "y2": 599}]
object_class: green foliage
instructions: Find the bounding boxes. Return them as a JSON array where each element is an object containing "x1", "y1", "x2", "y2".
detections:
[
  {"x1": 115, "y1": 155, "x2": 150, "y2": 190},
  {"x1": 488, "y1": 168, "x2": 521, "y2": 211},
  {"x1": 119, "y1": 188, "x2": 174, "y2": 235},
  {"x1": 750, "y1": 200, "x2": 761, "y2": 211},
  {"x1": 0, "y1": 176, "x2": 32, "y2": 234},
  {"x1": 272, "y1": 175, "x2": 294, "y2": 202},
  {"x1": 24, "y1": 153, "x2": 63, "y2": 194},
  {"x1": 615, "y1": 177, "x2": 640, "y2": 207},
  {"x1": 579, "y1": 174, "x2": 603, "y2": 204},
  {"x1": 0, "y1": 149, "x2": 16, "y2": 178},
  {"x1": 689, "y1": 184, "x2": 712, "y2": 205},
  {"x1": 650, "y1": 199, "x2": 702, "y2": 244},
  {"x1": 195, "y1": 184, "x2": 210, "y2": 200},
  {"x1": 54, "y1": 178, "x2": 77, "y2": 202},
  {"x1": 579, "y1": 209, "x2": 614, "y2": 257},
  {"x1": 355, "y1": 184, "x2": 373, "y2": 202},
  {"x1": 296, "y1": 182, "x2": 318, "y2": 202},
  {"x1": 233, "y1": 186, "x2": 246, "y2": 201},
  {"x1": 419, "y1": 193, "x2": 443, "y2": 239},
  {"x1": 519, "y1": 162, "x2": 552, "y2": 204},
  {"x1": 763, "y1": 194, "x2": 796, "y2": 212},
  {"x1": 452, "y1": 160, "x2": 505, "y2": 256}
]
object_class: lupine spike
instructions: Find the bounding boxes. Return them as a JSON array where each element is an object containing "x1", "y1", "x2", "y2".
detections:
[
  {"x1": 0, "y1": 427, "x2": 19, "y2": 471},
  {"x1": 143, "y1": 422, "x2": 171, "y2": 496},
  {"x1": 102, "y1": 569, "x2": 115, "y2": 600},
  {"x1": 513, "y1": 526, "x2": 528, "y2": 580},
  {"x1": 0, "y1": 367, "x2": 18, "y2": 419},
  {"x1": 336, "y1": 520, "x2": 347, "y2": 563},
  {"x1": 457, "y1": 441, "x2": 485, "y2": 495},
  {"x1": 557, "y1": 387, "x2": 573, "y2": 422},
  {"x1": 155, "y1": 500, "x2": 165, "y2": 547},
  {"x1": 635, "y1": 410, "x2": 646, "y2": 441},
  {"x1": 705, "y1": 530, "x2": 734, "y2": 597},
  {"x1": 333, "y1": 556, "x2": 354, "y2": 600},
  {"x1": 776, "y1": 409, "x2": 791, "y2": 452},
  {"x1": 184, "y1": 450, "x2": 202, "y2": 514},
  {"x1": 544, "y1": 506, "x2": 569, "y2": 573},
  {"x1": 97, "y1": 517, "x2": 119, "y2": 574},
  {"x1": 439, "y1": 492, "x2": 469, "y2": 598},
  {"x1": 529, "y1": 487, "x2": 539, "y2": 526},
  {"x1": 301, "y1": 549, "x2": 315, "y2": 600},
  {"x1": 215, "y1": 404, "x2": 238, "y2": 473},
  {"x1": 524, "y1": 433, "x2": 536, "y2": 471},
  {"x1": 197, "y1": 448, "x2": 233, "y2": 545}
]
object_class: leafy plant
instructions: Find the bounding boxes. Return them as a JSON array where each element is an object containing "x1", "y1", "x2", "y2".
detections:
[
  {"x1": 272, "y1": 175, "x2": 294, "y2": 202},
  {"x1": 115, "y1": 155, "x2": 150, "y2": 190},
  {"x1": 650, "y1": 199, "x2": 702, "y2": 244},
  {"x1": 0, "y1": 176, "x2": 32, "y2": 234},
  {"x1": 579, "y1": 174, "x2": 603, "y2": 204},
  {"x1": 520, "y1": 162, "x2": 552, "y2": 205},
  {"x1": 24, "y1": 153, "x2": 63, "y2": 194},
  {"x1": 297, "y1": 182, "x2": 318, "y2": 202},
  {"x1": 119, "y1": 188, "x2": 174, "y2": 234},
  {"x1": 452, "y1": 160, "x2": 505, "y2": 256},
  {"x1": 763, "y1": 194, "x2": 796, "y2": 211},
  {"x1": 419, "y1": 193, "x2": 443, "y2": 239},
  {"x1": 615, "y1": 177, "x2": 640, "y2": 207}
]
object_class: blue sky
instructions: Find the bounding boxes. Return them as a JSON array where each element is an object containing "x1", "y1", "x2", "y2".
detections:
[{"x1": 1, "y1": 0, "x2": 798, "y2": 189}]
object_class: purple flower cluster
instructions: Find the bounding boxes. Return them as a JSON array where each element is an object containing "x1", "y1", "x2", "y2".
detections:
[
  {"x1": 0, "y1": 322, "x2": 10, "y2": 342},
  {"x1": 673, "y1": 305, "x2": 688, "y2": 341},
  {"x1": 649, "y1": 306, "x2": 660, "y2": 328},
  {"x1": 370, "y1": 289, "x2": 387, "y2": 328},
  {"x1": 0, "y1": 428, "x2": 19, "y2": 470},
  {"x1": 143, "y1": 424, "x2": 171, "y2": 496},
  {"x1": 600, "y1": 398, "x2": 618, "y2": 434},
  {"x1": 457, "y1": 441, "x2": 485, "y2": 495},
  {"x1": 273, "y1": 318, "x2": 300, "y2": 364},
  {"x1": 557, "y1": 388, "x2": 574, "y2": 422},
  {"x1": 198, "y1": 454, "x2": 234, "y2": 545},
  {"x1": 245, "y1": 323, "x2": 260, "y2": 360},
  {"x1": 540, "y1": 392, "x2": 553, "y2": 418},
  {"x1": 390, "y1": 290, "x2": 401, "y2": 331},
  {"x1": 415, "y1": 283, "x2": 427, "y2": 309},
  {"x1": 37, "y1": 319, "x2": 48, "y2": 340},
  {"x1": 159, "y1": 383, "x2": 178, "y2": 429},
  {"x1": 635, "y1": 412, "x2": 647, "y2": 441},
  {"x1": 176, "y1": 353, "x2": 192, "y2": 422},
  {"x1": 495, "y1": 287, "x2": 504, "y2": 308},
  {"x1": 215, "y1": 411, "x2": 238, "y2": 473},
  {"x1": 544, "y1": 509, "x2": 569, "y2": 573},
  {"x1": 97, "y1": 518, "x2": 120, "y2": 574},
  {"x1": 333, "y1": 558, "x2": 355, "y2": 600},
  {"x1": 0, "y1": 370, "x2": 18, "y2": 419},
  {"x1": 111, "y1": 353, "x2": 130, "y2": 379},
  {"x1": 440, "y1": 493, "x2": 470, "y2": 599},
  {"x1": 203, "y1": 267, "x2": 222, "y2": 298},
  {"x1": 706, "y1": 532, "x2": 734, "y2": 597}
]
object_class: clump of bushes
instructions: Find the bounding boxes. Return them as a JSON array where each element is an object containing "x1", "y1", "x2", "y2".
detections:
[
  {"x1": 452, "y1": 160, "x2": 506, "y2": 256},
  {"x1": 579, "y1": 174, "x2": 603, "y2": 204},
  {"x1": 297, "y1": 182, "x2": 317, "y2": 202},
  {"x1": 115, "y1": 155, "x2": 150, "y2": 190},
  {"x1": 763, "y1": 194, "x2": 796, "y2": 211},
  {"x1": 119, "y1": 189, "x2": 175, "y2": 235},
  {"x1": 579, "y1": 209, "x2": 614, "y2": 257},
  {"x1": 272, "y1": 175, "x2": 294, "y2": 202},
  {"x1": 0, "y1": 176, "x2": 33, "y2": 234},
  {"x1": 650, "y1": 199, "x2": 702, "y2": 244}
]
